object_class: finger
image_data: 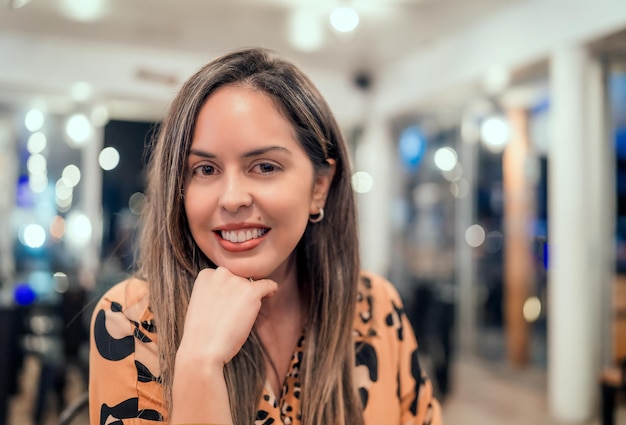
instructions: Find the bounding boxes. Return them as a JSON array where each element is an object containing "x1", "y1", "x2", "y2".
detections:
[{"x1": 249, "y1": 278, "x2": 278, "y2": 299}]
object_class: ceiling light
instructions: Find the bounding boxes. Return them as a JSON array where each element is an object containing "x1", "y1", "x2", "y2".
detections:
[{"x1": 330, "y1": 7, "x2": 359, "y2": 33}]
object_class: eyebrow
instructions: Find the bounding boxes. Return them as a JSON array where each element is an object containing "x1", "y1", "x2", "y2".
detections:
[{"x1": 188, "y1": 146, "x2": 292, "y2": 159}]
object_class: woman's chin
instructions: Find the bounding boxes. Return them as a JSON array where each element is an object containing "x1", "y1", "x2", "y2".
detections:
[
  {"x1": 213, "y1": 262, "x2": 266, "y2": 280},
  {"x1": 208, "y1": 254, "x2": 293, "y2": 282}
]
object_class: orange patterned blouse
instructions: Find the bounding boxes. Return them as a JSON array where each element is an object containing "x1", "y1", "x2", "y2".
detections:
[{"x1": 89, "y1": 272, "x2": 443, "y2": 425}]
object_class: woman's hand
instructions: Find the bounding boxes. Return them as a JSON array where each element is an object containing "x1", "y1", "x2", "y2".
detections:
[
  {"x1": 171, "y1": 266, "x2": 277, "y2": 424},
  {"x1": 178, "y1": 266, "x2": 278, "y2": 366}
]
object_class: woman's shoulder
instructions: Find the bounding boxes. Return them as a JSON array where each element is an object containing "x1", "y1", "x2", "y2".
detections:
[
  {"x1": 355, "y1": 270, "x2": 406, "y2": 339},
  {"x1": 92, "y1": 276, "x2": 152, "y2": 324},
  {"x1": 358, "y1": 270, "x2": 404, "y2": 306}
]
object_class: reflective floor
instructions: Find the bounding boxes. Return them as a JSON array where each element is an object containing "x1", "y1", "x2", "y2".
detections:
[
  {"x1": 6, "y1": 354, "x2": 613, "y2": 425},
  {"x1": 442, "y1": 356, "x2": 602, "y2": 425},
  {"x1": 8, "y1": 356, "x2": 88, "y2": 425}
]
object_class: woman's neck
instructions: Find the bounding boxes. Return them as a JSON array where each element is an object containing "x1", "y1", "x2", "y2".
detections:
[
  {"x1": 259, "y1": 254, "x2": 303, "y2": 323},
  {"x1": 255, "y1": 256, "x2": 306, "y2": 396},
  {"x1": 261, "y1": 287, "x2": 301, "y2": 326}
]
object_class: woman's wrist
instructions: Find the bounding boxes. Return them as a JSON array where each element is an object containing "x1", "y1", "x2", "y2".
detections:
[
  {"x1": 171, "y1": 350, "x2": 233, "y2": 424},
  {"x1": 175, "y1": 342, "x2": 225, "y2": 375}
]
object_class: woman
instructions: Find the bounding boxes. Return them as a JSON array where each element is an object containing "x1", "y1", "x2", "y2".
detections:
[{"x1": 89, "y1": 47, "x2": 442, "y2": 425}]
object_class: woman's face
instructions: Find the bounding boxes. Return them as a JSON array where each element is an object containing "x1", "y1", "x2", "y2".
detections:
[{"x1": 184, "y1": 85, "x2": 333, "y2": 281}]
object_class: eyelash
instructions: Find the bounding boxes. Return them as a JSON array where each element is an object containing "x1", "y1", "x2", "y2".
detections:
[
  {"x1": 190, "y1": 162, "x2": 282, "y2": 177},
  {"x1": 252, "y1": 162, "x2": 281, "y2": 174},
  {"x1": 191, "y1": 164, "x2": 215, "y2": 176}
]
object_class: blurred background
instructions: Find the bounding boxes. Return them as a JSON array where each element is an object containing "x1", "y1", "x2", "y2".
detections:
[{"x1": 0, "y1": 0, "x2": 625, "y2": 424}]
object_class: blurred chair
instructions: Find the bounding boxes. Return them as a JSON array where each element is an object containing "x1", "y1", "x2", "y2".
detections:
[
  {"x1": 600, "y1": 360, "x2": 626, "y2": 425},
  {"x1": 405, "y1": 279, "x2": 455, "y2": 401},
  {"x1": 601, "y1": 275, "x2": 626, "y2": 424},
  {"x1": 0, "y1": 305, "x2": 26, "y2": 425}
]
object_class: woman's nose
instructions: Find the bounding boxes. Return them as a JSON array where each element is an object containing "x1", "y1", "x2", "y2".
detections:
[{"x1": 218, "y1": 172, "x2": 253, "y2": 212}]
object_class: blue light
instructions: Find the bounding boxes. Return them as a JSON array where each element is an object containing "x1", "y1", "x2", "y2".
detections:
[
  {"x1": 398, "y1": 125, "x2": 426, "y2": 172},
  {"x1": 16, "y1": 174, "x2": 35, "y2": 208},
  {"x1": 13, "y1": 282, "x2": 37, "y2": 306},
  {"x1": 530, "y1": 95, "x2": 550, "y2": 116}
]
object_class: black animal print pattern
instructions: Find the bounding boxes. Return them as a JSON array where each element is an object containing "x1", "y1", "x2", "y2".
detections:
[{"x1": 90, "y1": 274, "x2": 441, "y2": 424}]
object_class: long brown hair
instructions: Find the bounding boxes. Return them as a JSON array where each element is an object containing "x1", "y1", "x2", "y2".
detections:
[{"x1": 138, "y1": 47, "x2": 363, "y2": 425}]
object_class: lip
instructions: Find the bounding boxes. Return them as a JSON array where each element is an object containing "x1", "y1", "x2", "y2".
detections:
[{"x1": 213, "y1": 223, "x2": 270, "y2": 253}]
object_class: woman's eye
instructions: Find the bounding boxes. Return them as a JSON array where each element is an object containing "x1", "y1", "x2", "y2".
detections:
[
  {"x1": 193, "y1": 165, "x2": 215, "y2": 176},
  {"x1": 255, "y1": 163, "x2": 278, "y2": 174}
]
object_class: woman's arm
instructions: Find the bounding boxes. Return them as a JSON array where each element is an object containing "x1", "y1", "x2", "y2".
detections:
[
  {"x1": 89, "y1": 280, "x2": 165, "y2": 424},
  {"x1": 171, "y1": 351, "x2": 232, "y2": 424},
  {"x1": 169, "y1": 267, "x2": 277, "y2": 424}
]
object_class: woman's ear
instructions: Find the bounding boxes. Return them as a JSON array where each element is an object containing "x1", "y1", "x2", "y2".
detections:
[{"x1": 310, "y1": 159, "x2": 336, "y2": 213}]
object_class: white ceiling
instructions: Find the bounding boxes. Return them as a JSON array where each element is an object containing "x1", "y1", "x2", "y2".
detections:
[{"x1": 0, "y1": 0, "x2": 524, "y2": 123}]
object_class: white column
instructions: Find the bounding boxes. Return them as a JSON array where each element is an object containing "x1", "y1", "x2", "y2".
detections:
[
  {"x1": 0, "y1": 116, "x2": 16, "y2": 288},
  {"x1": 456, "y1": 123, "x2": 478, "y2": 354},
  {"x1": 548, "y1": 44, "x2": 600, "y2": 422},
  {"x1": 79, "y1": 124, "x2": 104, "y2": 289},
  {"x1": 356, "y1": 118, "x2": 393, "y2": 279},
  {"x1": 586, "y1": 56, "x2": 615, "y2": 370}
]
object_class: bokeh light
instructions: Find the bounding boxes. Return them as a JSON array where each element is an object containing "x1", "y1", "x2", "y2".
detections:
[
  {"x1": 66, "y1": 113, "x2": 93, "y2": 145},
  {"x1": 27, "y1": 132, "x2": 47, "y2": 154},
  {"x1": 26, "y1": 154, "x2": 47, "y2": 175},
  {"x1": 480, "y1": 116, "x2": 510, "y2": 152},
  {"x1": 61, "y1": 0, "x2": 107, "y2": 21},
  {"x1": 66, "y1": 212, "x2": 92, "y2": 246},
  {"x1": 62, "y1": 164, "x2": 81, "y2": 187},
  {"x1": 55, "y1": 179, "x2": 73, "y2": 201},
  {"x1": 351, "y1": 171, "x2": 374, "y2": 194},
  {"x1": 49, "y1": 215, "x2": 66, "y2": 240},
  {"x1": 523, "y1": 296, "x2": 542, "y2": 322},
  {"x1": 450, "y1": 178, "x2": 470, "y2": 199},
  {"x1": 99, "y1": 147, "x2": 120, "y2": 170},
  {"x1": 289, "y1": 9, "x2": 324, "y2": 52},
  {"x1": 28, "y1": 173, "x2": 48, "y2": 194},
  {"x1": 70, "y1": 81, "x2": 93, "y2": 102},
  {"x1": 13, "y1": 283, "x2": 37, "y2": 306},
  {"x1": 91, "y1": 105, "x2": 110, "y2": 127},
  {"x1": 398, "y1": 125, "x2": 426, "y2": 172},
  {"x1": 28, "y1": 270, "x2": 54, "y2": 296},
  {"x1": 25, "y1": 108, "x2": 44, "y2": 132},
  {"x1": 442, "y1": 163, "x2": 463, "y2": 182},
  {"x1": 330, "y1": 7, "x2": 359, "y2": 32},
  {"x1": 129, "y1": 192, "x2": 146, "y2": 215},
  {"x1": 465, "y1": 224, "x2": 486, "y2": 248},
  {"x1": 434, "y1": 147, "x2": 458, "y2": 171},
  {"x1": 53, "y1": 272, "x2": 70, "y2": 293},
  {"x1": 21, "y1": 223, "x2": 46, "y2": 248}
]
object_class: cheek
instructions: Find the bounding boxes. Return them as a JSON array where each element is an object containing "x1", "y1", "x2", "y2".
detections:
[{"x1": 183, "y1": 189, "x2": 213, "y2": 226}]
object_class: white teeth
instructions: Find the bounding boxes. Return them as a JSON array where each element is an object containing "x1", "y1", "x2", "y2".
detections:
[{"x1": 221, "y1": 228, "x2": 267, "y2": 243}]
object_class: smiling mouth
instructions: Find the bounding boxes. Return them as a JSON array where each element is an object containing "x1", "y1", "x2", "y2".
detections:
[{"x1": 218, "y1": 228, "x2": 269, "y2": 243}]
